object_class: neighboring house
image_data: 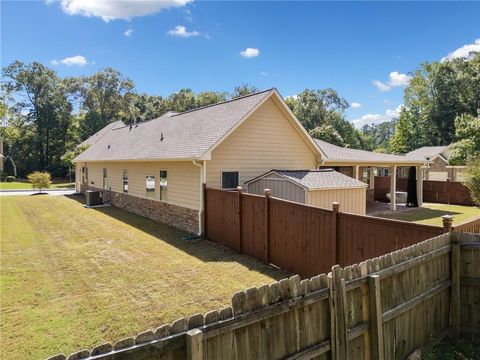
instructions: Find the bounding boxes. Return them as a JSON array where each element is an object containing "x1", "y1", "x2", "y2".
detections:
[
  {"x1": 405, "y1": 146, "x2": 465, "y2": 182},
  {"x1": 314, "y1": 139, "x2": 426, "y2": 210},
  {"x1": 245, "y1": 169, "x2": 367, "y2": 214},
  {"x1": 74, "y1": 89, "x2": 327, "y2": 234}
]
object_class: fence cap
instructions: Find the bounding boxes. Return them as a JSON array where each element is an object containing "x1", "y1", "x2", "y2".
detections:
[{"x1": 264, "y1": 188, "x2": 272, "y2": 197}]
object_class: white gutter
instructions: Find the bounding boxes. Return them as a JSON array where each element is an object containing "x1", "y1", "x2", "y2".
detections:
[{"x1": 192, "y1": 160, "x2": 206, "y2": 237}]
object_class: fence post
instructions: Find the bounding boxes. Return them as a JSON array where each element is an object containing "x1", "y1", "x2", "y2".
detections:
[
  {"x1": 237, "y1": 186, "x2": 243, "y2": 253},
  {"x1": 450, "y1": 240, "x2": 461, "y2": 335},
  {"x1": 368, "y1": 274, "x2": 384, "y2": 360},
  {"x1": 446, "y1": 178, "x2": 451, "y2": 204},
  {"x1": 442, "y1": 215, "x2": 454, "y2": 233},
  {"x1": 330, "y1": 265, "x2": 348, "y2": 358},
  {"x1": 186, "y1": 329, "x2": 203, "y2": 360},
  {"x1": 332, "y1": 202, "x2": 340, "y2": 265},
  {"x1": 264, "y1": 189, "x2": 271, "y2": 265}
]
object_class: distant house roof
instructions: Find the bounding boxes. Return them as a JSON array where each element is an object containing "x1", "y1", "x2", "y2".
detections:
[
  {"x1": 245, "y1": 169, "x2": 367, "y2": 190},
  {"x1": 74, "y1": 89, "x2": 321, "y2": 162},
  {"x1": 405, "y1": 146, "x2": 450, "y2": 161},
  {"x1": 314, "y1": 139, "x2": 425, "y2": 164}
]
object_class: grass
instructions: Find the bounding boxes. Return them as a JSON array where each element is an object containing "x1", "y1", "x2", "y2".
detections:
[
  {"x1": 378, "y1": 202, "x2": 480, "y2": 226},
  {"x1": 423, "y1": 334, "x2": 480, "y2": 359},
  {"x1": 0, "y1": 179, "x2": 75, "y2": 190},
  {"x1": 0, "y1": 195, "x2": 288, "y2": 360}
]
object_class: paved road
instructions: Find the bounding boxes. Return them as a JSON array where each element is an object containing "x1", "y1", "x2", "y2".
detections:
[{"x1": 0, "y1": 189, "x2": 76, "y2": 196}]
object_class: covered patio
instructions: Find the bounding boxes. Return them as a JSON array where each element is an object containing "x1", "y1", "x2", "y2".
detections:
[{"x1": 314, "y1": 139, "x2": 427, "y2": 213}]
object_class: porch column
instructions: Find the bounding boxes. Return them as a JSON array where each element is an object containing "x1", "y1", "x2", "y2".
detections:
[
  {"x1": 390, "y1": 165, "x2": 397, "y2": 211},
  {"x1": 354, "y1": 165, "x2": 361, "y2": 180},
  {"x1": 369, "y1": 167, "x2": 375, "y2": 189},
  {"x1": 417, "y1": 166, "x2": 423, "y2": 207}
]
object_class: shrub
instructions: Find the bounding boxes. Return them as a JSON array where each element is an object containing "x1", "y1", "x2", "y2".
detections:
[
  {"x1": 464, "y1": 157, "x2": 480, "y2": 206},
  {"x1": 4, "y1": 156, "x2": 17, "y2": 178},
  {"x1": 27, "y1": 172, "x2": 52, "y2": 193},
  {"x1": 6, "y1": 176, "x2": 15, "y2": 182}
]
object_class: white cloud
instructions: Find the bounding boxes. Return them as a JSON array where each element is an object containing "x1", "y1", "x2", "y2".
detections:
[
  {"x1": 350, "y1": 102, "x2": 362, "y2": 109},
  {"x1": 51, "y1": 55, "x2": 89, "y2": 66},
  {"x1": 442, "y1": 39, "x2": 480, "y2": 61},
  {"x1": 388, "y1": 71, "x2": 411, "y2": 87},
  {"x1": 167, "y1": 25, "x2": 200, "y2": 37},
  {"x1": 260, "y1": 71, "x2": 269, "y2": 76},
  {"x1": 124, "y1": 28, "x2": 133, "y2": 37},
  {"x1": 240, "y1": 48, "x2": 260, "y2": 58},
  {"x1": 351, "y1": 105, "x2": 403, "y2": 128},
  {"x1": 372, "y1": 80, "x2": 391, "y2": 92},
  {"x1": 373, "y1": 71, "x2": 411, "y2": 92},
  {"x1": 58, "y1": 0, "x2": 192, "y2": 22}
]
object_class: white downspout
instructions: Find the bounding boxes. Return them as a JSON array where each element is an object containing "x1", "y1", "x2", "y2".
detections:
[{"x1": 192, "y1": 160, "x2": 205, "y2": 236}]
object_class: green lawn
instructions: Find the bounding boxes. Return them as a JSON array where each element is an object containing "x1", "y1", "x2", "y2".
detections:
[
  {"x1": 379, "y1": 202, "x2": 480, "y2": 226},
  {"x1": 0, "y1": 180, "x2": 75, "y2": 190},
  {"x1": 0, "y1": 195, "x2": 288, "y2": 360}
]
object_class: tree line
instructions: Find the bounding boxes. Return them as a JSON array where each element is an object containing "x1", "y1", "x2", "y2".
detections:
[{"x1": 1, "y1": 53, "x2": 479, "y2": 178}]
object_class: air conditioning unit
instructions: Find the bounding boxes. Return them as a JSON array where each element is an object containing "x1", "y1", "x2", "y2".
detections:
[{"x1": 86, "y1": 190, "x2": 103, "y2": 206}]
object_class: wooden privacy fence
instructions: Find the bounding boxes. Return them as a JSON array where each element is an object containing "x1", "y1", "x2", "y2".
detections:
[
  {"x1": 47, "y1": 232, "x2": 480, "y2": 360},
  {"x1": 374, "y1": 176, "x2": 474, "y2": 206},
  {"x1": 205, "y1": 187, "x2": 449, "y2": 277}
]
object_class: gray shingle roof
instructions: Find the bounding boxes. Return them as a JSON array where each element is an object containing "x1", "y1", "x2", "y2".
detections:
[
  {"x1": 74, "y1": 89, "x2": 273, "y2": 162},
  {"x1": 314, "y1": 139, "x2": 424, "y2": 164},
  {"x1": 247, "y1": 169, "x2": 367, "y2": 190},
  {"x1": 405, "y1": 146, "x2": 450, "y2": 160}
]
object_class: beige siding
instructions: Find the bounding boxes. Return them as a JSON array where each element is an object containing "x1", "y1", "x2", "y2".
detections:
[
  {"x1": 206, "y1": 98, "x2": 318, "y2": 188},
  {"x1": 307, "y1": 188, "x2": 366, "y2": 215},
  {"x1": 81, "y1": 161, "x2": 200, "y2": 210},
  {"x1": 248, "y1": 177, "x2": 306, "y2": 203}
]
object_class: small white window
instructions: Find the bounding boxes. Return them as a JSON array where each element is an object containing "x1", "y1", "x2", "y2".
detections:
[
  {"x1": 123, "y1": 169, "x2": 128, "y2": 193},
  {"x1": 146, "y1": 175, "x2": 155, "y2": 199},
  {"x1": 160, "y1": 169, "x2": 168, "y2": 201},
  {"x1": 221, "y1": 171, "x2": 239, "y2": 190}
]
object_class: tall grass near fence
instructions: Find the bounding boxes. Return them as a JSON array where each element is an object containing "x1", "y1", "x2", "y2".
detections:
[{"x1": 47, "y1": 232, "x2": 480, "y2": 360}]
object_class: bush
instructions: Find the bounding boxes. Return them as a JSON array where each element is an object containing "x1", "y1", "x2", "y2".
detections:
[
  {"x1": 4, "y1": 156, "x2": 17, "y2": 177},
  {"x1": 6, "y1": 176, "x2": 15, "y2": 182},
  {"x1": 464, "y1": 157, "x2": 480, "y2": 206},
  {"x1": 27, "y1": 172, "x2": 52, "y2": 193}
]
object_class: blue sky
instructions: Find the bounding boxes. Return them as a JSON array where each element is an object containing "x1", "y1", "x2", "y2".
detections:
[{"x1": 2, "y1": 1, "x2": 479, "y2": 127}]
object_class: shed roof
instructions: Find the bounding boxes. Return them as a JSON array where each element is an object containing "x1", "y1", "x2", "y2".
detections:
[
  {"x1": 245, "y1": 169, "x2": 367, "y2": 190},
  {"x1": 314, "y1": 139, "x2": 425, "y2": 164}
]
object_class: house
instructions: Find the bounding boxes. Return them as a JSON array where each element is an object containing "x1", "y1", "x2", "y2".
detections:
[
  {"x1": 245, "y1": 169, "x2": 368, "y2": 214},
  {"x1": 74, "y1": 89, "x2": 328, "y2": 234},
  {"x1": 314, "y1": 139, "x2": 427, "y2": 210},
  {"x1": 405, "y1": 146, "x2": 465, "y2": 182}
]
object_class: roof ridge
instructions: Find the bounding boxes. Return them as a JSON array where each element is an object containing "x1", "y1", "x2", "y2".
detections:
[{"x1": 170, "y1": 88, "x2": 275, "y2": 117}]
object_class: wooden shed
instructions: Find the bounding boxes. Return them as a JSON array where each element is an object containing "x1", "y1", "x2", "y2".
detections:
[{"x1": 245, "y1": 169, "x2": 368, "y2": 214}]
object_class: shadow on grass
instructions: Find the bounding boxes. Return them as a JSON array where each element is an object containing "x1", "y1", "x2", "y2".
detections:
[
  {"x1": 64, "y1": 194, "x2": 289, "y2": 281},
  {"x1": 383, "y1": 207, "x2": 462, "y2": 222}
]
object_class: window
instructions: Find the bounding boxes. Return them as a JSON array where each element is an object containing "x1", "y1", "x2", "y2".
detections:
[
  {"x1": 160, "y1": 169, "x2": 168, "y2": 201},
  {"x1": 123, "y1": 169, "x2": 128, "y2": 193},
  {"x1": 221, "y1": 171, "x2": 239, "y2": 189},
  {"x1": 146, "y1": 175, "x2": 155, "y2": 199},
  {"x1": 103, "y1": 168, "x2": 108, "y2": 189}
]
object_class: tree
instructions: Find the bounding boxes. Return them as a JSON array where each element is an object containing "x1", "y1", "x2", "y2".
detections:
[
  {"x1": 3, "y1": 156, "x2": 16, "y2": 177},
  {"x1": 27, "y1": 171, "x2": 51, "y2": 193},
  {"x1": 360, "y1": 120, "x2": 396, "y2": 152},
  {"x1": 196, "y1": 91, "x2": 228, "y2": 107},
  {"x1": 165, "y1": 88, "x2": 196, "y2": 113},
  {"x1": 463, "y1": 157, "x2": 480, "y2": 206},
  {"x1": 119, "y1": 93, "x2": 167, "y2": 124},
  {"x1": 391, "y1": 53, "x2": 480, "y2": 153},
  {"x1": 449, "y1": 114, "x2": 480, "y2": 165},
  {"x1": 287, "y1": 88, "x2": 363, "y2": 148},
  {"x1": 72, "y1": 68, "x2": 134, "y2": 139},
  {"x1": 232, "y1": 84, "x2": 259, "y2": 98},
  {"x1": 2, "y1": 61, "x2": 74, "y2": 176}
]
